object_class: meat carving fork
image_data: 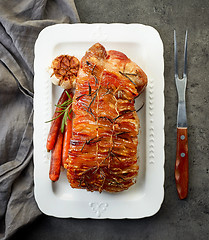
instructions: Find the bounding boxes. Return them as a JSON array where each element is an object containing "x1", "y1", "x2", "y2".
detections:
[{"x1": 174, "y1": 30, "x2": 189, "y2": 199}]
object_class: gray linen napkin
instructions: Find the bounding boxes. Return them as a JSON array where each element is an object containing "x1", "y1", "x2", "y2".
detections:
[{"x1": 0, "y1": 1, "x2": 80, "y2": 239}]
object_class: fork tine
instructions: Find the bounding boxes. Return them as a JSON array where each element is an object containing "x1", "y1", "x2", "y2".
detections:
[
  {"x1": 174, "y1": 30, "x2": 178, "y2": 78},
  {"x1": 183, "y1": 30, "x2": 188, "y2": 78}
]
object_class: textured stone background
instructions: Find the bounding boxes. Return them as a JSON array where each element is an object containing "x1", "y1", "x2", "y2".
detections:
[{"x1": 12, "y1": 0, "x2": 209, "y2": 239}]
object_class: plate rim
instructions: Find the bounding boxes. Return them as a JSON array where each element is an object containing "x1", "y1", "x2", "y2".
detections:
[{"x1": 33, "y1": 23, "x2": 165, "y2": 219}]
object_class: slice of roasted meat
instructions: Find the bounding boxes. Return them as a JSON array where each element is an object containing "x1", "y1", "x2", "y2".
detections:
[{"x1": 64, "y1": 43, "x2": 148, "y2": 192}]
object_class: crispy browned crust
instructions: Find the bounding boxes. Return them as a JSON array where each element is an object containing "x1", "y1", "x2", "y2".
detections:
[{"x1": 65, "y1": 43, "x2": 147, "y2": 192}]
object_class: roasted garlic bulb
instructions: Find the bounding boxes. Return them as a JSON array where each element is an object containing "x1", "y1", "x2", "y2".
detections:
[{"x1": 50, "y1": 55, "x2": 80, "y2": 89}]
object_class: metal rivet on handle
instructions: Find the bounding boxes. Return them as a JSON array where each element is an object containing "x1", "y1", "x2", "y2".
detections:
[
  {"x1": 181, "y1": 153, "x2": 185, "y2": 157},
  {"x1": 180, "y1": 135, "x2": 185, "y2": 140}
]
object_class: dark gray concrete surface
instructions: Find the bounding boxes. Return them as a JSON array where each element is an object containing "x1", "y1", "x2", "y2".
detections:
[{"x1": 12, "y1": 0, "x2": 209, "y2": 239}]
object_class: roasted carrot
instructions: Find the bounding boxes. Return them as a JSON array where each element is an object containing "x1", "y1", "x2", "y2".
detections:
[
  {"x1": 49, "y1": 129, "x2": 64, "y2": 181},
  {"x1": 62, "y1": 93, "x2": 73, "y2": 167},
  {"x1": 46, "y1": 90, "x2": 70, "y2": 151}
]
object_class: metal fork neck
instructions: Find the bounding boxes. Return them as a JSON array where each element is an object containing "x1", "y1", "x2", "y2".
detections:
[
  {"x1": 175, "y1": 76, "x2": 187, "y2": 101},
  {"x1": 175, "y1": 76, "x2": 187, "y2": 127}
]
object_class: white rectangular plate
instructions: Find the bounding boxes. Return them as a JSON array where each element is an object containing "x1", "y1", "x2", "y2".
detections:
[{"x1": 34, "y1": 23, "x2": 164, "y2": 219}]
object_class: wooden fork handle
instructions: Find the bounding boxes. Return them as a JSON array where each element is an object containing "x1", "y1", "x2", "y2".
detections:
[{"x1": 175, "y1": 127, "x2": 189, "y2": 199}]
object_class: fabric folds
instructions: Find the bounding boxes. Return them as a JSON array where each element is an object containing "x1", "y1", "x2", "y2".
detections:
[{"x1": 0, "y1": 1, "x2": 80, "y2": 239}]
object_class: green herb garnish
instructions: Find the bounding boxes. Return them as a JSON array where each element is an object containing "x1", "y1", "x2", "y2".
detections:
[
  {"x1": 45, "y1": 90, "x2": 73, "y2": 133},
  {"x1": 119, "y1": 71, "x2": 136, "y2": 85}
]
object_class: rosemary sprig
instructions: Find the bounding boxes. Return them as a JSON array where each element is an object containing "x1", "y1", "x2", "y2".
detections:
[
  {"x1": 119, "y1": 71, "x2": 136, "y2": 85},
  {"x1": 81, "y1": 102, "x2": 96, "y2": 120},
  {"x1": 91, "y1": 64, "x2": 96, "y2": 75},
  {"x1": 123, "y1": 72, "x2": 137, "y2": 76},
  {"x1": 113, "y1": 113, "x2": 125, "y2": 121},
  {"x1": 45, "y1": 112, "x2": 65, "y2": 123},
  {"x1": 86, "y1": 61, "x2": 91, "y2": 66},
  {"x1": 79, "y1": 86, "x2": 99, "y2": 121},
  {"x1": 91, "y1": 88, "x2": 99, "y2": 96},
  {"x1": 102, "y1": 151, "x2": 111, "y2": 164},
  {"x1": 86, "y1": 61, "x2": 98, "y2": 85},
  {"x1": 76, "y1": 84, "x2": 98, "y2": 101},
  {"x1": 94, "y1": 75, "x2": 98, "y2": 85},
  {"x1": 110, "y1": 151, "x2": 121, "y2": 162},
  {"x1": 88, "y1": 93, "x2": 97, "y2": 110},
  {"x1": 87, "y1": 108, "x2": 96, "y2": 120},
  {"x1": 45, "y1": 98, "x2": 72, "y2": 123},
  {"x1": 45, "y1": 90, "x2": 73, "y2": 133},
  {"x1": 67, "y1": 108, "x2": 72, "y2": 120},
  {"x1": 115, "y1": 131, "x2": 130, "y2": 136},
  {"x1": 113, "y1": 105, "x2": 144, "y2": 122},
  {"x1": 136, "y1": 102, "x2": 145, "y2": 112},
  {"x1": 61, "y1": 110, "x2": 67, "y2": 133},
  {"x1": 88, "y1": 82, "x2": 92, "y2": 96},
  {"x1": 81, "y1": 136, "x2": 102, "y2": 152},
  {"x1": 76, "y1": 93, "x2": 87, "y2": 100}
]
